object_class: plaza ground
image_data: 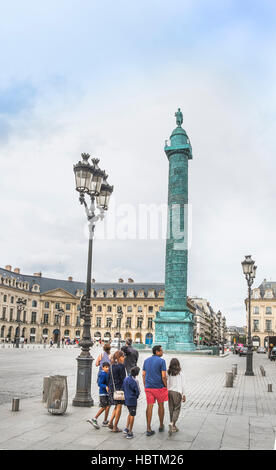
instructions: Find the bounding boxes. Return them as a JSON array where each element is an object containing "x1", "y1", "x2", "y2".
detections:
[{"x1": 0, "y1": 345, "x2": 275, "y2": 450}]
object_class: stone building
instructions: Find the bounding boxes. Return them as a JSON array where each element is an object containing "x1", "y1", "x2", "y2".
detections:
[
  {"x1": 246, "y1": 279, "x2": 276, "y2": 348},
  {"x1": 0, "y1": 265, "x2": 227, "y2": 346},
  {"x1": 191, "y1": 297, "x2": 227, "y2": 346}
]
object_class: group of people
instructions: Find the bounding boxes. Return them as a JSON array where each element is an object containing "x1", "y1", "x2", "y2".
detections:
[{"x1": 87, "y1": 340, "x2": 186, "y2": 439}]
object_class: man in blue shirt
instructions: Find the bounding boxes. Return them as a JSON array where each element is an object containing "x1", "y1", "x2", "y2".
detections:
[{"x1": 142, "y1": 345, "x2": 168, "y2": 436}]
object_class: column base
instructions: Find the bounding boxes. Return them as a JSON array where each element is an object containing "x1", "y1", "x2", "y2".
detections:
[
  {"x1": 154, "y1": 310, "x2": 195, "y2": 352},
  {"x1": 72, "y1": 355, "x2": 94, "y2": 407}
]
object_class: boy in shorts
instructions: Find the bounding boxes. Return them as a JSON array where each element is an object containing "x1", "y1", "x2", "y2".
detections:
[
  {"x1": 87, "y1": 362, "x2": 110, "y2": 429},
  {"x1": 122, "y1": 366, "x2": 140, "y2": 439}
]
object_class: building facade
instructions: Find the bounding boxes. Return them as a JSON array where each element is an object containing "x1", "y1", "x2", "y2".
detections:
[
  {"x1": 0, "y1": 265, "x2": 227, "y2": 346},
  {"x1": 191, "y1": 297, "x2": 227, "y2": 346},
  {"x1": 245, "y1": 279, "x2": 276, "y2": 348}
]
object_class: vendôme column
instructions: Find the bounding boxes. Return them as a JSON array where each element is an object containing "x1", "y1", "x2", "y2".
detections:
[{"x1": 154, "y1": 108, "x2": 195, "y2": 351}]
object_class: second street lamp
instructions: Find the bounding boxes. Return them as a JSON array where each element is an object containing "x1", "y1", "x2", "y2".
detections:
[
  {"x1": 72, "y1": 153, "x2": 113, "y2": 407},
  {"x1": 15, "y1": 298, "x2": 27, "y2": 348},
  {"x1": 241, "y1": 255, "x2": 257, "y2": 376}
]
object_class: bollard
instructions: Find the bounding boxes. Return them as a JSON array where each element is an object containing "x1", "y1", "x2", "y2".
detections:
[
  {"x1": 268, "y1": 384, "x2": 272, "y2": 392},
  {"x1": 12, "y1": 398, "x2": 20, "y2": 411},
  {"x1": 225, "y1": 372, "x2": 234, "y2": 388},
  {"x1": 232, "y1": 364, "x2": 238, "y2": 377}
]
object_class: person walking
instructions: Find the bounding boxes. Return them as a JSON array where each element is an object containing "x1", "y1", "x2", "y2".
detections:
[
  {"x1": 122, "y1": 366, "x2": 140, "y2": 439},
  {"x1": 87, "y1": 362, "x2": 111, "y2": 429},
  {"x1": 121, "y1": 338, "x2": 139, "y2": 375},
  {"x1": 96, "y1": 343, "x2": 112, "y2": 375},
  {"x1": 167, "y1": 358, "x2": 186, "y2": 435},
  {"x1": 107, "y1": 350, "x2": 126, "y2": 432},
  {"x1": 142, "y1": 345, "x2": 168, "y2": 436}
]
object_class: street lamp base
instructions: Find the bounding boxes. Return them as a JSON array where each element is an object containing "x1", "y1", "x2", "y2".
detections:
[
  {"x1": 245, "y1": 371, "x2": 255, "y2": 376},
  {"x1": 72, "y1": 355, "x2": 94, "y2": 407}
]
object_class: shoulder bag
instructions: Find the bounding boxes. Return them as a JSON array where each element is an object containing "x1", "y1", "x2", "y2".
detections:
[{"x1": 111, "y1": 364, "x2": 125, "y2": 401}]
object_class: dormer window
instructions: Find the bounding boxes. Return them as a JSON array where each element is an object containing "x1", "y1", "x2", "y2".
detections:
[
  {"x1": 32, "y1": 284, "x2": 40, "y2": 293},
  {"x1": 107, "y1": 289, "x2": 114, "y2": 298},
  {"x1": 137, "y1": 290, "x2": 144, "y2": 298},
  {"x1": 264, "y1": 289, "x2": 273, "y2": 299},
  {"x1": 127, "y1": 289, "x2": 134, "y2": 298},
  {"x1": 116, "y1": 289, "x2": 124, "y2": 298},
  {"x1": 148, "y1": 289, "x2": 155, "y2": 298}
]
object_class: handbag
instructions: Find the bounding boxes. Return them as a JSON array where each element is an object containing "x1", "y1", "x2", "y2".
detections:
[{"x1": 110, "y1": 364, "x2": 125, "y2": 401}]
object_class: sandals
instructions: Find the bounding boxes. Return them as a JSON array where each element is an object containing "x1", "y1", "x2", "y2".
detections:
[{"x1": 112, "y1": 428, "x2": 122, "y2": 433}]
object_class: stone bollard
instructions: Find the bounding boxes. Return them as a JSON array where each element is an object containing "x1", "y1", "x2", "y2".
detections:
[
  {"x1": 12, "y1": 398, "x2": 20, "y2": 411},
  {"x1": 225, "y1": 372, "x2": 234, "y2": 387},
  {"x1": 268, "y1": 384, "x2": 273, "y2": 392},
  {"x1": 260, "y1": 366, "x2": 266, "y2": 376},
  {"x1": 232, "y1": 364, "x2": 238, "y2": 377}
]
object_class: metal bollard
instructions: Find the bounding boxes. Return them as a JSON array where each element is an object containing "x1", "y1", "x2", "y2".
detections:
[
  {"x1": 225, "y1": 372, "x2": 234, "y2": 387},
  {"x1": 268, "y1": 384, "x2": 273, "y2": 392},
  {"x1": 12, "y1": 398, "x2": 20, "y2": 411}
]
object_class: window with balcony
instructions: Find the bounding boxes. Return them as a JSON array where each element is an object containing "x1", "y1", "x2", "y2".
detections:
[
  {"x1": 97, "y1": 306, "x2": 102, "y2": 312},
  {"x1": 55, "y1": 302, "x2": 60, "y2": 310},
  {"x1": 266, "y1": 320, "x2": 272, "y2": 332},
  {"x1": 253, "y1": 319, "x2": 259, "y2": 332},
  {"x1": 65, "y1": 315, "x2": 70, "y2": 326},
  {"x1": 126, "y1": 317, "x2": 132, "y2": 328},
  {"x1": 253, "y1": 306, "x2": 259, "y2": 314},
  {"x1": 43, "y1": 314, "x2": 49, "y2": 324},
  {"x1": 137, "y1": 318, "x2": 143, "y2": 328},
  {"x1": 127, "y1": 306, "x2": 132, "y2": 312},
  {"x1": 54, "y1": 314, "x2": 59, "y2": 325},
  {"x1": 31, "y1": 312, "x2": 37, "y2": 324},
  {"x1": 9, "y1": 308, "x2": 13, "y2": 321},
  {"x1": 45, "y1": 301, "x2": 50, "y2": 309},
  {"x1": 32, "y1": 300, "x2": 37, "y2": 308},
  {"x1": 2, "y1": 306, "x2": 6, "y2": 320},
  {"x1": 138, "y1": 306, "x2": 143, "y2": 312},
  {"x1": 96, "y1": 317, "x2": 102, "y2": 328},
  {"x1": 66, "y1": 303, "x2": 71, "y2": 311},
  {"x1": 107, "y1": 305, "x2": 112, "y2": 312},
  {"x1": 148, "y1": 317, "x2": 153, "y2": 329}
]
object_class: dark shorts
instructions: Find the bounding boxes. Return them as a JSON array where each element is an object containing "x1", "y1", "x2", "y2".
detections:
[
  {"x1": 127, "y1": 405, "x2": 137, "y2": 417},
  {"x1": 99, "y1": 395, "x2": 111, "y2": 408}
]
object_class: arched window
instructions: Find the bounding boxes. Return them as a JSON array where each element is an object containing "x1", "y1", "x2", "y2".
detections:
[{"x1": 32, "y1": 300, "x2": 37, "y2": 308}]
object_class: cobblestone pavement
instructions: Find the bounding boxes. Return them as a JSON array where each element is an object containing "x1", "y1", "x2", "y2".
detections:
[{"x1": 0, "y1": 345, "x2": 276, "y2": 450}]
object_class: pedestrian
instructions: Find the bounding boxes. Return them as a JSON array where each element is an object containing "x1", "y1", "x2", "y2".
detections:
[
  {"x1": 87, "y1": 362, "x2": 111, "y2": 429},
  {"x1": 121, "y1": 338, "x2": 139, "y2": 375},
  {"x1": 167, "y1": 358, "x2": 186, "y2": 435},
  {"x1": 96, "y1": 343, "x2": 111, "y2": 377},
  {"x1": 107, "y1": 350, "x2": 126, "y2": 432},
  {"x1": 142, "y1": 345, "x2": 168, "y2": 436},
  {"x1": 122, "y1": 366, "x2": 140, "y2": 439},
  {"x1": 49, "y1": 339, "x2": 53, "y2": 347}
]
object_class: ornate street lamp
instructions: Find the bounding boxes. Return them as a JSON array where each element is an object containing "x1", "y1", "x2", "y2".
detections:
[
  {"x1": 72, "y1": 153, "x2": 113, "y2": 407},
  {"x1": 138, "y1": 315, "x2": 143, "y2": 345},
  {"x1": 57, "y1": 308, "x2": 64, "y2": 348},
  {"x1": 15, "y1": 298, "x2": 27, "y2": 348},
  {"x1": 241, "y1": 255, "x2": 257, "y2": 376},
  {"x1": 117, "y1": 307, "x2": 123, "y2": 350}
]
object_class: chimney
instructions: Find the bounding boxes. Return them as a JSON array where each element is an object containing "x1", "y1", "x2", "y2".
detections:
[
  {"x1": 33, "y1": 272, "x2": 42, "y2": 277},
  {"x1": 14, "y1": 268, "x2": 20, "y2": 274},
  {"x1": 68, "y1": 276, "x2": 73, "y2": 281},
  {"x1": 128, "y1": 278, "x2": 134, "y2": 283},
  {"x1": 5, "y1": 265, "x2": 12, "y2": 271},
  {"x1": 118, "y1": 278, "x2": 124, "y2": 283}
]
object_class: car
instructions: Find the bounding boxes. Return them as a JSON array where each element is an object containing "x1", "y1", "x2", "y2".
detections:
[
  {"x1": 257, "y1": 347, "x2": 266, "y2": 354},
  {"x1": 270, "y1": 348, "x2": 276, "y2": 361},
  {"x1": 239, "y1": 347, "x2": 248, "y2": 356}
]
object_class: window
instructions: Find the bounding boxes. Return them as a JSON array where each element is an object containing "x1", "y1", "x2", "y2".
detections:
[
  {"x1": 253, "y1": 319, "x2": 259, "y2": 331},
  {"x1": 2, "y1": 307, "x2": 6, "y2": 319},
  {"x1": 126, "y1": 317, "x2": 132, "y2": 328},
  {"x1": 76, "y1": 316, "x2": 80, "y2": 326},
  {"x1": 31, "y1": 312, "x2": 37, "y2": 324},
  {"x1": 54, "y1": 315, "x2": 59, "y2": 325},
  {"x1": 106, "y1": 317, "x2": 112, "y2": 327},
  {"x1": 148, "y1": 306, "x2": 153, "y2": 312},
  {"x1": 3, "y1": 295, "x2": 7, "y2": 302},
  {"x1": 55, "y1": 303, "x2": 60, "y2": 310},
  {"x1": 127, "y1": 306, "x2": 132, "y2": 312},
  {"x1": 43, "y1": 314, "x2": 49, "y2": 324},
  {"x1": 116, "y1": 317, "x2": 122, "y2": 328},
  {"x1": 10, "y1": 296, "x2": 14, "y2": 303},
  {"x1": 9, "y1": 308, "x2": 13, "y2": 321},
  {"x1": 32, "y1": 300, "x2": 37, "y2": 308},
  {"x1": 107, "y1": 306, "x2": 112, "y2": 312},
  {"x1": 148, "y1": 317, "x2": 153, "y2": 329},
  {"x1": 65, "y1": 315, "x2": 70, "y2": 326},
  {"x1": 43, "y1": 328, "x2": 48, "y2": 335},
  {"x1": 137, "y1": 317, "x2": 143, "y2": 328},
  {"x1": 45, "y1": 301, "x2": 50, "y2": 309},
  {"x1": 97, "y1": 306, "x2": 102, "y2": 312},
  {"x1": 266, "y1": 307, "x2": 272, "y2": 315},
  {"x1": 266, "y1": 320, "x2": 272, "y2": 331},
  {"x1": 96, "y1": 317, "x2": 102, "y2": 328},
  {"x1": 66, "y1": 303, "x2": 71, "y2": 311},
  {"x1": 23, "y1": 311, "x2": 26, "y2": 323},
  {"x1": 138, "y1": 306, "x2": 143, "y2": 312},
  {"x1": 64, "y1": 330, "x2": 70, "y2": 337},
  {"x1": 253, "y1": 307, "x2": 259, "y2": 314}
]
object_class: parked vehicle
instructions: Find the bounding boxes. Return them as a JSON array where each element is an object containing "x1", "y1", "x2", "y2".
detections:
[
  {"x1": 239, "y1": 346, "x2": 248, "y2": 356},
  {"x1": 270, "y1": 347, "x2": 276, "y2": 361},
  {"x1": 257, "y1": 346, "x2": 266, "y2": 354},
  {"x1": 235, "y1": 345, "x2": 243, "y2": 354},
  {"x1": 268, "y1": 337, "x2": 276, "y2": 358}
]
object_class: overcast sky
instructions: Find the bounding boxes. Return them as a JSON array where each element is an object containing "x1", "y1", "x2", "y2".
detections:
[{"x1": 0, "y1": 0, "x2": 275, "y2": 326}]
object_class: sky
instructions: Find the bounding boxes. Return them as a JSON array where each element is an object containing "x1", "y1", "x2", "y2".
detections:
[{"x1": 0, "y1": 0, "x2": 276, "y2": 326}]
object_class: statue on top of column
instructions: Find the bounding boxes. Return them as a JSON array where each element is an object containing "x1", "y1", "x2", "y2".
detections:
[{"x1": 175, "y1": 108, "x2": 183, "y2": 127}]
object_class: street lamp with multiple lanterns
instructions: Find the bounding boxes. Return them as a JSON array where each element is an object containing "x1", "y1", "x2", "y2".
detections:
[
  {"x1": 15, "y1": 298, "x2": 27, "y2": 348},
  {"x1": 72, "y1": 153, "x2": 113, "y2": 407},
  {"x1": 241, "y1": 255, "x2": 257, "y2": 376}
]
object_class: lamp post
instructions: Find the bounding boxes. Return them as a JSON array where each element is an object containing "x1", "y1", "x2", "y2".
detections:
[
  {"x1": 15, "y1": 298, "x2": 27, "y2": 348},
  {"x1": 117, "y1": 307, "x2": 123, "y2": 350},
  {"x1": 138, "y1": 315, "x2": 143, "y2": 345},
  {"x1": 241, "y1": 255, "x2": 257, "y2": 376},
  {"x1": 72, "y1": 153, "x2": 113, "y2": 407},
  {"x1": 57, "y1": 308, "x2": 64, "y2": 348}
]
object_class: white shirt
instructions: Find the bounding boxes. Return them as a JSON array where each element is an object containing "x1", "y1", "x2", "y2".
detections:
[{"x1": 167, "y1": 372, "x2": 185, "y2": 395}]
